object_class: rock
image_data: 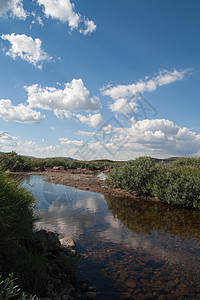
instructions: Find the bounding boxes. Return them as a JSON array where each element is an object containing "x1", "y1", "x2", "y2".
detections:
[
  {"x1": 52, "y1": 166, "x2": 65, "y2": 171},
  {"x1": 47, "y1": 282, "x2": 54, "y2": 294},
  {"x1": 63, "y1": 282, "x2": 75, "y2": 294},
  {"x1": 79, "y1": 282, "x2": 88, "y2": 292},
  {"x1": 77, "y1": 253, "x2": 88, "y2": 259},
  {"x1": 88, "y1": 286, "x2": 97, "y2": 292},
  {"x1": 60, "y1": 246, "x2": 71, "y2": 254},
  {"x1": 60, "y1": 237, "x2": 76, "y2": 249},
  {"x1": 75, "y1": 292, "x2": 83, "y2": 300},
  {"x1": 86, "y1": 291, "x2": 97, "y2": 300},
  {"x1": 36, "y1": 230, "x2": 60, "y2": 253},
  {"x1": 45, "y1": 251, "x2": 57, "y2": 260},
  {"x1": 69, "y1": 249, "x2": 77, "y2": 255},
  {"x1": 61, "y1": 295, "x2": 71, "y2": 300},
  {"x1": 50, "y1": 277, "x2": 61, "y2": 286}
]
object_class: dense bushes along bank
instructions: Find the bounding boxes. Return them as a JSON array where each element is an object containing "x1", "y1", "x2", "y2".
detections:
[
  {"x1": 107, "y1": 156, "x2": 200, "y2": 209},
  {"x1": 0, "y1": 171, "x2": 48, "y2": 297},
  {"x1": 0, "y1": 172, "x2": 77, "y2": 299},
  {"x1": 0, "y1": 151, "x2": 120, "y2": 172}
]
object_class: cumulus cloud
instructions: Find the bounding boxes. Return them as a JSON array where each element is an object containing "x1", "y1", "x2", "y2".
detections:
[
  {"x1": 102, "y1": 69, "x2": 187, "y2": 100},
  {"x1": 59, "y1": 138, "x2": 84, "y2": 147},
  {"x1": 0, "y1": 0, "x2": 27, "y2": 20},
  {"x1": 82, "y1": 119, "x2": 200, "y2": 159},
  {"x1": 0, "y1": 131, "x2": 18, "y2": 147},
  {"x1": 26, "y1": 78, "x2": 101, "y2": 112},
  {"x1": 76, "y1": 113, "x2": 103, "y2": 128},
  {"x1": 0, "y1": 99, "x2": 45, "y2": 124},
  {"x1": 0, "y1": 132, "x2": 63, "y2": 157},
  {"x1": 53, "y1": 109, "x2": 72, "y2": 120},
  {"x1": 1, "y1": 33, "x2": 52, "y2": 69},
  {"x1": 37, "y1": 0, "x2": 96, "y2": 35},
  {"x1": 79, "y1": 19, "x2": 97, "y2": 35}
]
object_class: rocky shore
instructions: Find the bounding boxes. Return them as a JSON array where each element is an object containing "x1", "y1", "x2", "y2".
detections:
[
  {"x1": 42, "y1": 171, "x2": 157, "y2": 202},
  {"x1": 35, "y1": 229, "x2": 99, "y2": 300}
]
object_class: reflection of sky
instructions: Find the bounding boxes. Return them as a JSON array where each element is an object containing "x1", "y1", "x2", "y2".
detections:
[{"x1": 22, "y1": 175, "x2": 200, "y2": 276}]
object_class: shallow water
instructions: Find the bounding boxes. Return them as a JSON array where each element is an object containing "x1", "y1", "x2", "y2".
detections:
[{"x1": 22, "y1": 175, "x2": 200, "y2": 299}]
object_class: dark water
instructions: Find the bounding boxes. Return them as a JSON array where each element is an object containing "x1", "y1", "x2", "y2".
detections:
[{"x1": 22, "y1": 175, "x2": 200, "y2": 299}]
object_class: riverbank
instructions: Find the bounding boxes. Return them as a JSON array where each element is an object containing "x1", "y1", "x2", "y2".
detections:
[
  {"x1": 40, "y1": 171, "x2": 157, "y2": 202},
  {"x1": 35, "y1": 230, "x2": 99, "y2": 300}
]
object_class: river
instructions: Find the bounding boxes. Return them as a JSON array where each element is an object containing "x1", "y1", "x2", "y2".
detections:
[{"x1": 22, "y1": 174, "x2": 200, "y2": 299}]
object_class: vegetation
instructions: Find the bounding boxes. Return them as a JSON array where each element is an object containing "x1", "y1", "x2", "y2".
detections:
[
  {"x1": 0, "y1": 151, "x2": 122, "y2": 172},
  {"x1": 0, "y1": 152, "x2": 31, "y2": 172},
  {"x1": 0, "y1": 171, "x2": 79, "y2": 298},
  {"x1": 107, "y1": 156, "x2": 200, "y2": 209},
  {"x1": 0, "y1": 273, "x2": 39, "y2": 300},
  {"x1": 0, "y1": 171, "x2": 47, "y2": 296}
]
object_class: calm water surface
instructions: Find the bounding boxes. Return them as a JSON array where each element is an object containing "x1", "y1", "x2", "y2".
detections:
[{"x1": 22, "y1": 175, "x2": 200, "y2": 299}]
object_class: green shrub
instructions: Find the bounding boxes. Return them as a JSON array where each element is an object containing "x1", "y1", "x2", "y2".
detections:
[
  {"x1": 107, "y1": 156, "x2": 156, "y2": 195},
  {"x1": 151, "y1": 165, "x2": 200, "y2": 208},
  {"x1": 107, "y1": 156, "x2": 200, "y2": 209},
  {"x1": 0, "y1": 273, "x2": 40, "y2": 300},
  {"x1": 0, "y1": 273, "x2": 20, "y2": 299},
  {"x1": 0, "y1": 152, "x2": 31, "y2": 172}
]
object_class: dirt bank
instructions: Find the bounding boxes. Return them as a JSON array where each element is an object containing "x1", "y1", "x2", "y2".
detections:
[{"x1": 42, "y1": 171, "x2": 157, "y2": 202}]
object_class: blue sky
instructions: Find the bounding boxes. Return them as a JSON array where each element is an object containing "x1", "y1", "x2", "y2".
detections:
[{"x1": 0, "y1": 0, "x2": 200, "y2": 160}]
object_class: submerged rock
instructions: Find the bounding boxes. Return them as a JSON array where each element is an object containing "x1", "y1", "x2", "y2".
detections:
[
  {"x1": 63, "y1": 282, "x2": 76, "y2": 294},
  {"x1": 86, "y1": 291, "x2": 97, "y2": 300}
]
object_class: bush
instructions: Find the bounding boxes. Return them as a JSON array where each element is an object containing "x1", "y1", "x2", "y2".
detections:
[
  {"x1": 107, "y1": 156, "x2": 200, "y2": 209},
  {"x1": 0, "y1": 273, "x2": 39, "y2": 299},
  {"x1": 151, "y1": 165, "x2": 200, "y2": 208},
  {"x1": 0, "y1": 152, "x2": 31, "y2": 172},
  {"x1": 107, "y1": 156, "x2": 156, "y2": 195}
]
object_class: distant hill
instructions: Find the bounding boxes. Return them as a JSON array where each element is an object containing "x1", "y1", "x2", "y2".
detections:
[
  {"x1": 23, "y1": 155, "x2": 74, "y2": 160},
  {"x1": 57, "y1": 157, "x2": 74, "y2": 160},
  {"x1": 153, "y1": 157, "x2": 183, "y2": 163}
]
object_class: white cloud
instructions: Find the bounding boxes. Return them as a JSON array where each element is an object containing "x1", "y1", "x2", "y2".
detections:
[
  {"x1": 0, "y1": 132, "x2": 18, "y2": 147},
  {"x1": 37, "y1": 0, "x2": 96, "y2": 35},
  {"x1": 1, "y1": 33, "x2": 52, "y2": 69},
  {"x1": 0, "y1": 133, "x2": 62, "y2": 157},
  {"x1": 0, "y1": 0, "x2": 27, "y2": 20},
  {"x1": 103, "y1": 69, "x2": 187, "y2": 100},
  {"x1": 53, "y1": 109, "x2": 72, "y2": 120},
  {"x1": 26, "y1": 78, "x2": 101, "y2": 112},
  {"x1": 80, "y1": 119, "x2": 200, "y2": 159},
  {"x1": 0, "y1": 99, "x2": 45, "y2": 124},
  {"x1": 80, "y1": 19, "x2": 97, "y2": 35},
  {"x1": 59, "y1": 138, "x2": 84, "y2": 147},
  {"x1": 1, "y1": 118, "x2": 200, "y2": 160},
  {"x1": 77, "y1": 130, "x2": 96, "y2": 136},
  {"x1": 76, "y1": 113, "x2": 103, "y2": 128}
]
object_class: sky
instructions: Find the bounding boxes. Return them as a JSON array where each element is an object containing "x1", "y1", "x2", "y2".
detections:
[{"x1": 0, "y1": 0, "x2": 200, "y2": 160}]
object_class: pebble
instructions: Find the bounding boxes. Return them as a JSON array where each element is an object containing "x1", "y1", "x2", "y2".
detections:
[
  {"x1": 88, "y1": 286, "x2": 97, "y2": 292},
  {"x1": 79, "y1": 282, "x2": 88, "y2": 292},
  {"x1": 85, "y1": 291, "x2": 97, "y2": 300},
  {"x1": 75, "y1": 292, "x2": 83, "y2": 300},
  {"x1": 63, "y1": 282, "x2": 76, "y2": 294},
  {"x1": 61, "y1": 295, "x2": 71, "y2": 300}
]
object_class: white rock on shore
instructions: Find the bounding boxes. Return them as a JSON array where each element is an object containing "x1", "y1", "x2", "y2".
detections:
[{"x1": 60, "y1": 237, "x2": 76, "y2": 248}]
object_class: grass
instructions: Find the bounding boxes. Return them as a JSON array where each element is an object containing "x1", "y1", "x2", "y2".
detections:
[{"x1": 0, "y1": 172, "x2": 47, "y2": 296}]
